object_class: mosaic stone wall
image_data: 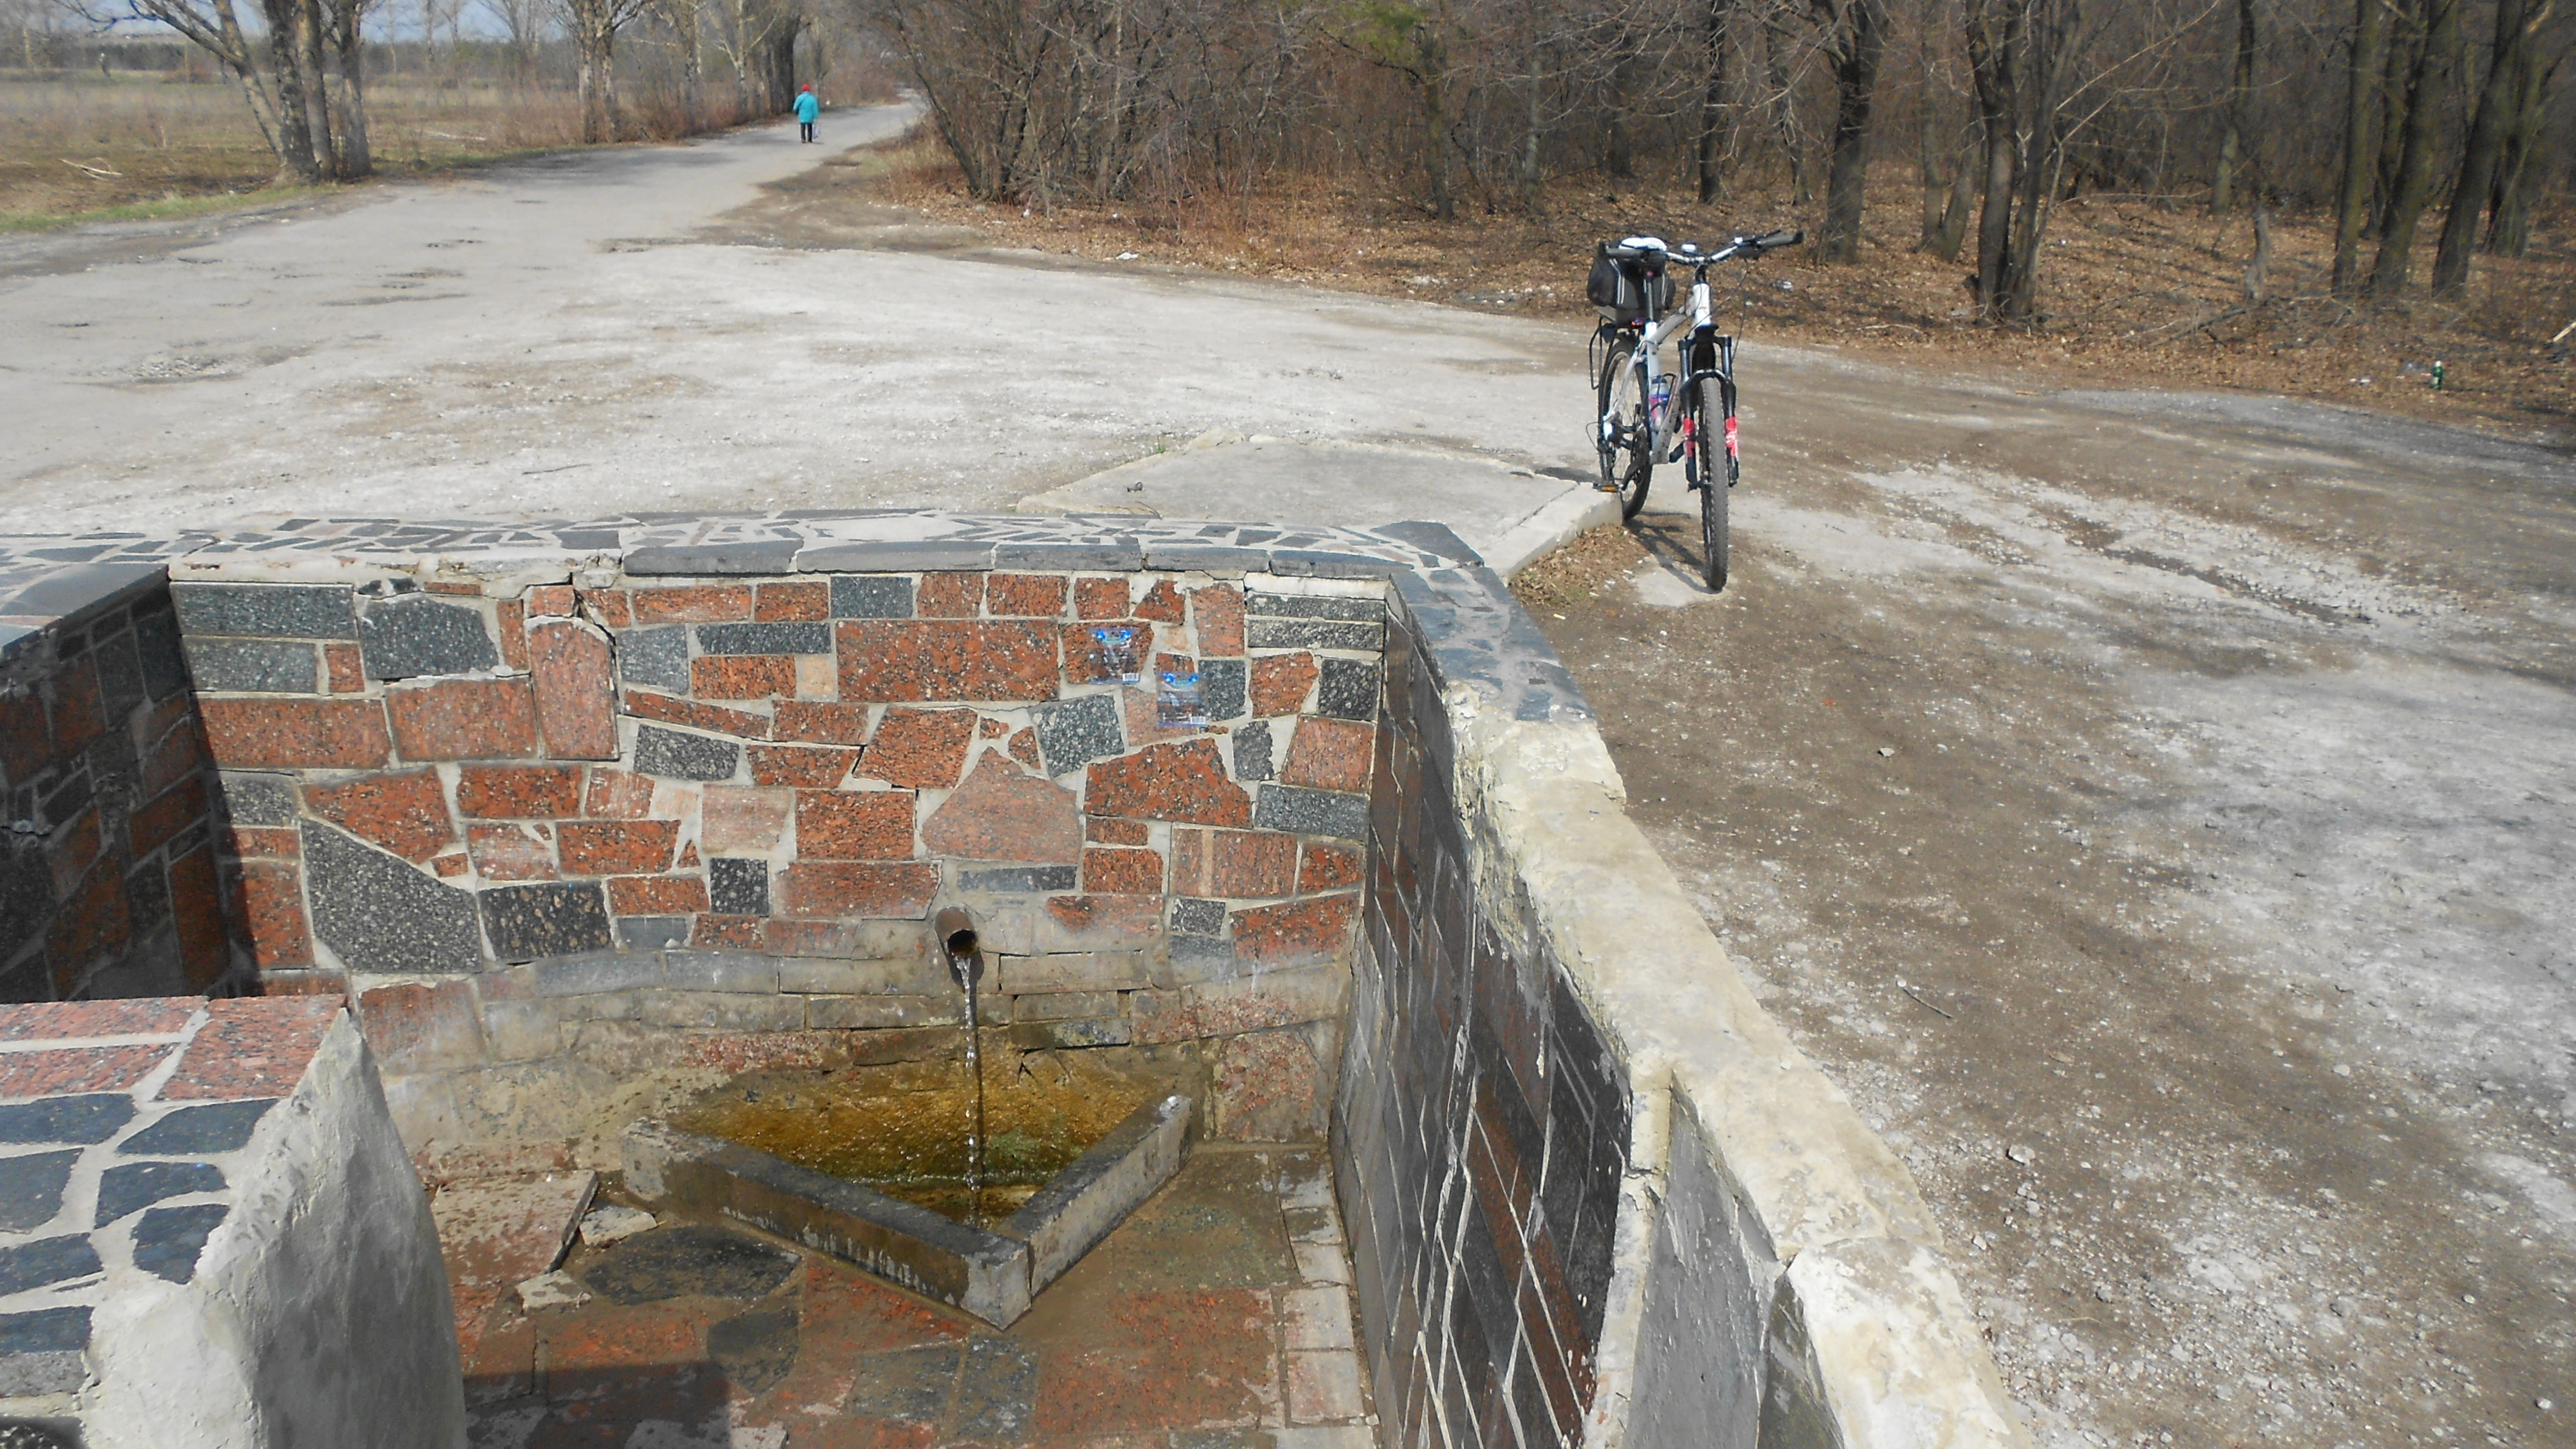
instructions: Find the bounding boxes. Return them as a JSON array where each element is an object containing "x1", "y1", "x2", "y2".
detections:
[
  {"x1": 168, "y1": 562, "x2": 1386, "y2": 1145},
  {"x1": 0, "y1": 573, "x2": 227, "y2": 1004},
  {"x1": 1337, "y1": 565, "x2": 1629, "y2": 1449}
]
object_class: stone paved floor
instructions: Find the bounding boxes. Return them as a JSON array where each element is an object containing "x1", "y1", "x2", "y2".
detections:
[{"x1": 454, "y1": 1145, "x2": 1375, "y2": 1448}]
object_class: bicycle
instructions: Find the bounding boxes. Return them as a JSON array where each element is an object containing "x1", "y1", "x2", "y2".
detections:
[{"x1": 1590, "y1": 229, "x2": 1802, "y2": 591}]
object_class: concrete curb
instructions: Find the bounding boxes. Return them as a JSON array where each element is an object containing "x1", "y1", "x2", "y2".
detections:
[{"x1": 1483, "y1": 487, "x2": 1623, "y2": 579}]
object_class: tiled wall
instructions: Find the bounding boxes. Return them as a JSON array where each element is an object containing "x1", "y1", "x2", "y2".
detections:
[
  {"x1": 170, "y1": 565, "x2": 1384, "y2": 1145},
  {"x1": 0, "y1": 578, "x2": 227, "y2": 1003},
  {"x1": 1336, "y1": 569, "x2": 1630, "y2": 1449}
]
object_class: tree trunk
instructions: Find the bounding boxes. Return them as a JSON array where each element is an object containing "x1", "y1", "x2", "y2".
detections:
[
  {"x1": 1698, "y1": 0, "x2": 1734, "y2": 204},
  {"x1": 2487, "y1": 47, "x2": 2558, "y2": 256},
  {"x1": 1764, "y1": 12, "x2": 1811, "y2": 204},
  {"x1": 1819, "y1": 0, "x2": 1884, "y2": 262},
  {"x1": 1523, "y1": 39, "x2": 1548, "y2": 213},
  {"x1": 2430, "y1": 0, "x2": 2530, "y2": 295},
  {"x1": 2331, "y1": 0, "x2": 2389, "y2": 295},
  {"x1": 328, "y1": 0, "x2": 369, "y2": 179},
  {"x1": 2244, "y1": 201, "x2": 2272, "y2": 301},
  {"x1": 1966, "y1": 0, "x2": 2021, "y2": 317},
  {"x1": 2210, "y1": 0, "x2": 2256, "y2": 215},
  {"x1": 2371, "y1": 0, "x2": 2464, "y2": 298},
  {"x1": 1917, "y1": 0, "x2": 1947, "y2": 246},
  {"x1": 578, "y1": 17, "x2": 618, "y2": 143},
  {"x1": 2375, "y1": 2, "x2": 2424, "y2": 234}
]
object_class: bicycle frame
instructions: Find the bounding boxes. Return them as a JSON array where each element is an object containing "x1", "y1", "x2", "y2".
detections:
[{"x1": 1600, "y1": 267, "x2": 1734, "y2": 479}]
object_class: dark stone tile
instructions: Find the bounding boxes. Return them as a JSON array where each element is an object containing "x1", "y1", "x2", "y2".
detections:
[
  {"x1": 0, "y1": 1236, "x2": 99, "y2": 1297},
  {"x1": 120, "y1": 1100, "x2": 277, "y2": 1156},
  {"x1": 707, "y1": 858, "x2": 770, "y2": 916},
  {"x1": 696, "y1": 622, "x2": 830, "y2": 656},
  {"x1": 991, "y1": 541, "x2": 1141, "y2": 571},
  {"x1": 93, "y1": 1161, "x2": 224, "y2": 1225},
  {"x1": 1371, "y1": 520, "x2": 1481, "y2": 564},
  {"x1": 135, "y1": 607, "x2": 188, "y2": 700},
  {"x1": 1231, "y1": 718, "x2": 1275, "y2": 782},
  {"x1": 1142, "y1": 543, "x2": 1269, "y2": 573},
  {"x1": 39, "y1": 774, "x2": 91, "y2": 832},
  {"x1": 1317, "y1": 657, "x2": 1380, "y2": 720},
  {"x1": 955, "y1": 865, "x2": 1075, "y2": 893},
  {"x1": 1245, "y1": 593, "x2": 1387, "y2": 623},
  {"x1": 843, "y1": 1344, "x2": 961, "y2": 1423},
  {"x1": 94, "y1": 629, "x2": 146, "y2": 719},
  {"x1": 574, "y1": 1224, "x2": 800, "y2": 1304},
  {"x1": 124, "y1": 858, "x2": 171, "y2": 932},
  {"x1": 481, "y1": 882, "x2": 614, "y2": 962},
  {"x1": 0, "y1": 1151, "x2": 79, "y2": 1232},
  {"x1": 132, "y1": 1202, "x2": 231, "y2": 1284},
  {"x1": 634, "y1": 726, "x2": 740, "y2": 782},
  {"x1": 0, "y1": 1095, "x2": 134, "y2": 1146},
  {"x1": 0, "y1": 1305, "x2": 90, "y2": 1395},
  {"x1": 306, "y1": 823, "x2": 484, "y2": 974},
  {"x1": 171, "y1": 582, "x2": 354, "y2": 640},
  {"x1": 626, "y1": 541, "x2": 801, "y2": 576},
  {"x1": 1253, "y1": 785, "x2": 1368, "y2": 841},
  {"x1": 615, "y1": 917, "x2": 691, "y2": 950},
  {"x1": 0, "y1": 855, "x2": 49, "y2": 969},
  {"x1": 218, "y1": 773, "x2": 298, "y2": 827},
  {"x1": 182, "y1": 638, "x2": 318, "y2": 694},
  {"x1": 1031, "y1": 693, "x2": 1123, "y2": 778},
  {"x1": 1171, "y1": 898, "x2": 1226, "y2": 936},
  {"x1": 707, "y1": 1306, "x2": 800, "y2": 1395},
  {"x1": 618, "y1": 626, "x2": 692, "y2": 692},
  {"x1": 1200, "y1": 658, "x2": 1246, "y2": 722},
  {"x1": 829, "y1": 576, "x2": 915, "y2": 619},
  {"x1": 0, "y1": 562, "x2": 165, "y2": 621},
  {"x1": 797, "y1": 541, "x2": 996, "y2": 572},
  {"x1": 950, "y1": 1336, "x2": 1036, "y2": 1440},
  {"x1": 357, "y1": 597, "x2": 496, "y2": 680},
  {"x1": 1245, "y1": 619, "x2": 1383, "y2": 652}
]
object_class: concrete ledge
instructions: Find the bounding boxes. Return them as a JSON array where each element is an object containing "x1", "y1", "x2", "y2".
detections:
[{"x1": 998, "y1": 1093, "x2": 1189, "y2": 1293}]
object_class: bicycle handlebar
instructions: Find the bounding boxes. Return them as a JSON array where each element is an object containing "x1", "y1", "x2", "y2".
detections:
[{"x1": 1605, "y1": 229, "x2": 1804, "y2": 266}]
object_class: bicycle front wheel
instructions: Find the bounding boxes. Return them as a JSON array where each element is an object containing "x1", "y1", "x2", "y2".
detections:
[
  {"x1": 1595, "y1": 331, "x2": 1653, "y2": 520},
  {"x1": 1695, "y1": 385, "x2": 1727, "y2": 592}
]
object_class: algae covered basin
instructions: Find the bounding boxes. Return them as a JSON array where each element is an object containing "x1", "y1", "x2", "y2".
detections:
[{"x1": 668, "y1": 1056, "x2": 1162, "y2": 1225}]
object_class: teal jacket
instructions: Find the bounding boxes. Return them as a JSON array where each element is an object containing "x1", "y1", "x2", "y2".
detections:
[{"x1": 793, "y1": 92, "x2": 818, "y2": 123}]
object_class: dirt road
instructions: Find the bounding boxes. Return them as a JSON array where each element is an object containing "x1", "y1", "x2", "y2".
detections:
[{"x1": 5, "y1": 109, "x2": 2572, "y2": 1449}]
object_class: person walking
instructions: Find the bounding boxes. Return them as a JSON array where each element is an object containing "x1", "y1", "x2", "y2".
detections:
[{"x1": 793, "y1": 85, "x2": 819, "y2": 144}]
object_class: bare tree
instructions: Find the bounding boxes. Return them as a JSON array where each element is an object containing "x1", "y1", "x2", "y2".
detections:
[
  {"x1": 2369, "y1": 0, "x2": 2462, "y2": 298},
  {"x1": 476, "y1": 0, "x2": 554, "y2": 89},
  {"x1": 2431, "y1": 0, "x2": 2547, "y2": 293},
  {"x1": 1813, "y1": 0, "x2": 1886, "y2": 261},
  {"x1": 557, "y1": 0, "x2": 656, "y2": 140},
  {"x1": 1697, "y1": 0, "x2": 1738, "y2": 202},
  {"x1": 2208, "y1": 0, "x2": 2256, "y2": 214},
  {"x1": 69, "y1": 0, "x2": 373, "y2": 179},
  {"x1": 2330, "y1": 0, "x2": 2389, "y2": 295}
]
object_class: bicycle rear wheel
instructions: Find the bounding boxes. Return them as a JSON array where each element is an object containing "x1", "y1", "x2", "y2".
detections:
[{"x1": 1595, "y1": 331, "x2": 1653, "y2": 520}]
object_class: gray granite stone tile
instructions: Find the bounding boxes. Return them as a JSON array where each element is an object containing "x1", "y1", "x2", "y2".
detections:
[
  {"x1": 94, "y1": 1161, "x2": 224, "y2": 1225},
  {"x1": 358, "y1": 596, "x2": 497, "y2": 679},
  {"x1": 696, "y1": 622, "x2": 831, "y2": 656},
  {"x1": 1247, "y1": 619, "x2": 1384, "y2": 652},
  {"x1": 218, "y1": 773, "x2": 299, "y2": 828},
  {"x1": 0, "y1": 1095, "x2": 134, "y2": 1146},
  {"x1": 618, "y1": 626, "x2": 692, "y2": 692},
  {"x1": 182, "y1": 639, "x2": 320, "y2": 695},
  {"x1": 305, "y1": 823, "x2": 484, "y2": 975},
  {"x1": 481, "y1": 882, "x2": 615, "y2": 962},
  {"x1": 1254, "y1": 785, "x2": 1368, "y2": 840},
  {"x1": 708, "y1": 858, "x2": 769, "y2": 916},
  {"x1": 0, "y1": 1151, "x2": 78, "y2": 1232},
  {"x1": 1232, "y1": 719, "x2": 1275, "y2": 782},
  {"x1": 634, "y1": 725, "x2": 740, "y2": 781},
  {"x1": 171, "y1": 582, "x2": 354, "y2": 639},
  {"x1": 1316, "y1": 657, "x2": 1379, "y2": 721},
  {"x1": 830, "y1": 576, "x2": 915, "y2": 618},
  {"x1": 1246, "y1": 593, "x2": 1387, "y2": 623},
  {"x1": 624, "y1": 540, "x2": 801, "y2": 576},
  {"x1": 119, "y1": 1100, "x2": 277, "y2": 1156},
  {"x1": 1032, "y1": 693, "x2": 1124, "y2": 778},
  {"x1": 132, "y1": 1202, "x2": 230, "y2": 1284},
  {"x1": 1200, "y1": 658, "x2": 1246, "y2": 722},
  {"x1": 957, "y1": 865, "x2": 1076, "y2": 893},
  {"x1": 133, "y1": 606, "x2": 188, "y2": 700},
  {"x1": 0, "y1": 1236, "x2": 100, "y2": 1297}
]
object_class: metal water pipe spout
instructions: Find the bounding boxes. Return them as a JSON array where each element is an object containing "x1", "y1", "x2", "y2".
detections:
[{"x1": 936, "y1": 906, "x2": 984, "y2": 991}]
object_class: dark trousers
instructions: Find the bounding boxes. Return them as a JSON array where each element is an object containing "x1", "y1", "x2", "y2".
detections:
[{"x1": 799, "y1": 121, "x2": 815, "y2": 143}]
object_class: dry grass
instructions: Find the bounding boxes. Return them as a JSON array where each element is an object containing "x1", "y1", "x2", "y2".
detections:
[
  {"x1": 859, "y1": 135, "x2": 2576, "y2": 440},
  {"x1": 1, "y1": 76, "x2": 750, "y2": 229}
]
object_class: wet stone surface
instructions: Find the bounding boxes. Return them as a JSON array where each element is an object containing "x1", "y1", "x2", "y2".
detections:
[{"x1": 456, "y1": 1147, "x2": 1373, "y2": 1448}]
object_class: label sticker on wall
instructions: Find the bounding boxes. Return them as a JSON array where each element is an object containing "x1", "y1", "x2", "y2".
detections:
[
  {"x1": 1093, "y1": 626, "x2": 1140, "y2": 685},
  {"x1": 1156, "y1": 671, "x2": 1204, "y2": 729}
]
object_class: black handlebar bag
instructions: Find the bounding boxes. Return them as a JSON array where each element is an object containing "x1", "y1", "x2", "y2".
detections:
[{"x1": 1589, "y1": 243, "x2": 1672, "y2": 323}]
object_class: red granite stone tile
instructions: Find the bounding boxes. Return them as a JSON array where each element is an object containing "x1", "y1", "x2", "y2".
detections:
[
  {"x1": 202, "y1": 698, "x2": 391, "y2": 770},
  {"x1": 1007, "y1": 727, "x2": 1042, "y2": 771},
  {"x1": 692, "y1": 655, "x2": 797, "y2": 700},
  {"x1": 987, "y1": 574, "x2": 1068, "y2": 617},
  {"x1": 1075, "y1": 578, "x2": 1130, "y2": 620},
  {"x1": 1211, "y1": 831, "x2": 1295, "y2": 898},
  {"x1": 916, "y1": 573, "x2": 985, "y2": 618},
  {"x1": 248, "y1": 970, "x2": 344, "y2": 998},
  {"x1": 304, "y1": 769, "x2": 454, "y2": 862},
  {"x1": 457, "y1": 764, "x2": 585, "y2": 819},
  {"x1": 1062, "y1": 620, "x2": 1154, "y2": 687},
  {"x1": 161, "y1": 996, "x2": 340, "y2": 1100},
  {"x1": 533, "y1": 1299, "x2": 716, "y2": 1372},
  {"x1": 1028, "y1": 1289, "x2": 1278, "y2": 1437},
  {"x1": 700, "y1": 786, "x2": 791, "y2": 854},
  {"x1": 1297, "y1": 842, "x2": 1362, "y2": 893},
  {"x1": 1085, "y1": 740, "x2": 1250, "y2": 826},
  {"x1": 1084, "y1": 847, "x2": 1164, "y2": 895},
  {"x1": 356, "y1": 979, "x2": 482, "y2": 1070},
  {"x1": 0, "y1": 691, "x2": 49, "y2": 779},
  {"x1": 496, "y1": 599, "x2": 529, "y2": 672},
  {"x1": 0, "y1": 998, "x2": 194, "y2": 1042},
  {"x1": 558, "y1": 820, "x2": 679, "y2": 876},
  {"x1": 45, "y1": 861, "x2": 129, "y2": 990},
  {"x1": 423, "y1": 581, "x2": 480, "y2": 595},
  {"x1": 46, "y1": 811, "x2": 99, "y2": 898},
  {"x1": 976, "y1": 717, "x2": 1009, "y2": 740},
  {"x1": 228, "y1": 857, "x2": 312, "y2": 967},
  {"x1": 127, "y1": 778, "x2": 209, "y2": 857},
  {"x1": 0, "y1": 1043, "x2": 173, "y2": 1098},
  {"x1": 1169, "y1": 828, "x2": 1209, "y2": 895},
  {"x1": 1231, "y1": 893, "x2": 1358, "y2": 966},
  {"x1": 622, "y1": 689, "x2": 772, "y2": 740},
  {"x1": 137, "y1": 714, "x2": 208, "y2": 800},
  {"x1": 795, "y1": 790, "x2": 917, "y2": 860},
  {"x1": 530, "y1": 619, "x2": 617, "y2": 760},
  {"x1": 774, "y1": 700, "x2": 875, "y2": 746},
  {"x1": 1042, "y1": 894, "x2": 1161, "y2": 951},
  {"x1": 856, "y1": 707, "x2": 975, "y2": 788},
  {"x1": 1280, "y1": 717, "x2": 1375, "y2": 793},
  {"x1": 674, "y1": 841, "x2": 699, "y2": 867},
  {"x1": 1120, "y1": 682, "x2": 1201, "y2": 748},
  {"x1": 323, "y1": 643, "x2": 365, "y2": 694},
  {"x1": 748, "y1": 743, "x2": 860, "y2": 788},
  {"x1": 839, "y1": 622, "x2": 1060, "y2": 703},
  {"x1": 468, "y1": 823, "x2": 557, "y2": 881},
  {"x1": 578, "y1": 587, "x2": 632, "y2": 628},
  {"x1": 528, "y1": 584, "x2": 576, "y2": 618},
  {"x1": 755, "y1": 581, "x2": 830, "y2": 621},
  {"x1": 630, "y1": 584, "x2": 753, "y2": 624},
  {"x1": 224, "y1": 826, "x2": 301, "y2": 860},
  {"x1": 388, "y1": 679, "x2": 540, "y2": 761},
  {"x1": 430, "y1": 853, "x2": 468, "y2": 878},
  {"x1": 1086, "y1": 817, "x2": 1150, "y2": 846},
  {"x1": 49, "y1": 657, "x2": 106, "y2": 756},
  {"x1": 1250, "y1": 654, "x2": 1318, "y2": 717},
  {"x1": 171, "y1": 845, "x2": 229, "y2": 990},
  {"x1": 584, "y1": 767, "x2": 657, "y2": 820},
  {"x1": 608, "y1": 875, "x2": 710, "y2": 916},
  {"x1": 692, "y1": 914, "x2": 767, "y2": 949},
  {"x1": 780, "y1": 862, "x2": 939, "y2": 918},
  {"x1": 1136, "y1": 579, "x2": 1187, "y2": 623},
  {"x1": 920, "y1": 757, "x2": 1080, "y2": 862}
]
